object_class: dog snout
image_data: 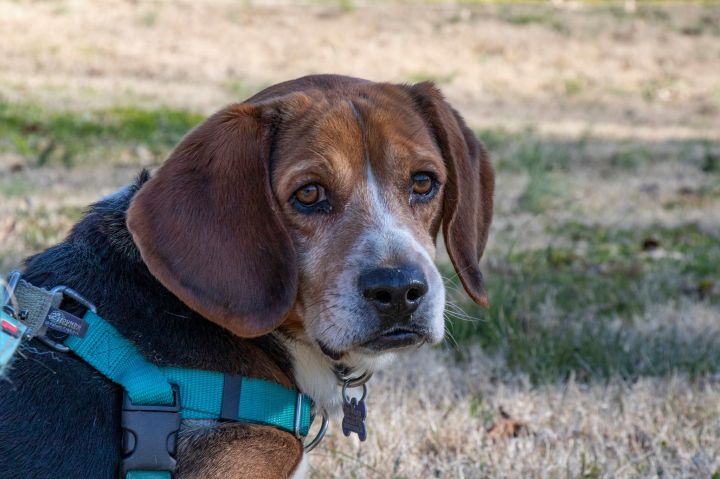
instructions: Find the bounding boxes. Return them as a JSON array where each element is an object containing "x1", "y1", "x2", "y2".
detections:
[{"x1": 359, "y1": 265, "x2": 428, "y2": 319}]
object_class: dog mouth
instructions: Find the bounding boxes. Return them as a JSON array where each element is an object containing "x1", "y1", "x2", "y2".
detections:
[
  {"x1": 317, "y1": 326, "x2": 429, "y2": 360},
  {"x1": 359, "y1": 327, "x2": 428, "y2": 351}
]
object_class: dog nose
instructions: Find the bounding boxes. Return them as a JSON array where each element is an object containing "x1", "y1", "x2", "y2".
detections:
[{"x1": 360, "y1": 266, "x2": 428, "y2": 317}]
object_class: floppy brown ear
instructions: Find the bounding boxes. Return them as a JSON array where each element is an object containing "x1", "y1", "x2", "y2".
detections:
[
  {"x1": 407, "y1": 82, "x2": 495, "y2": 307},
  {"x1": 127, "y1": 101, "x2": 298, "y2": 337}
]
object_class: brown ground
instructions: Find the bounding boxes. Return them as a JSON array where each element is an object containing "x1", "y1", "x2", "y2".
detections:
[{"x1": 2, "y1": 0, "x2": 719, "y2": 139}]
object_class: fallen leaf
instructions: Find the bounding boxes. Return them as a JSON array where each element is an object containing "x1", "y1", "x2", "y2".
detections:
[{"x1": 487, "y1": 407, "x2": 527, "y2": 439}]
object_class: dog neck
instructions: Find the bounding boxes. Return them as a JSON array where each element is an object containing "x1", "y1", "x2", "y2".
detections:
[
  {"x1": 277, "y1": 332, "x2": 344, "y2": 416},
  {"x1": 276, "y1": 325, "x2": 396, "y2": 418}
]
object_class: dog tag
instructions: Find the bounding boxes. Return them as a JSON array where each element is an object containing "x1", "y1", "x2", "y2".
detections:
[{"x1": 341, "y1": 396, "x2": 367, "y2": 441}]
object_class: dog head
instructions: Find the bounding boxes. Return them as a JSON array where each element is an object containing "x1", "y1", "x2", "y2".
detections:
[{"x1": 127, "y1": 75, "x2": 494, "y2": 363}]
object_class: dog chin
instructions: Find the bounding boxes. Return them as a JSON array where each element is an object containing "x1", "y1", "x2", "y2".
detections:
[
  {"x1": 334, "y1": 349, "x2": 397, "y2": 376},
  {"x1": 316, "y1": 329, "x2": 437, "y2": 363}
]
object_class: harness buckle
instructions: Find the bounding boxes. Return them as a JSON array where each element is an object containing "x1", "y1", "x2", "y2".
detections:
[
  {"x1": 36, "y1": 285, "x2": 96, "y2": 352},
  {"x1": 120, "y1": 384, "x2": 181, "y2": 478}
]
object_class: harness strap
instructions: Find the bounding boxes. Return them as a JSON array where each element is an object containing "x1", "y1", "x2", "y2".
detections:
[
  {"x1": 63, "y1": 310, "x2": 313, "y2": 433},
  {"x1": 3, "y1": 275, "x2": 316, "y2": 478},
  {"x1": 12, "y1": 279, "x2": 61, "y2": 338},
  {"x1": 165, "y1": 369, "x2": 313, "y2": 434},
  {"x1": 66, "y1": 310, "x2": 175, "y2": 405},
  {"x1": 126, "y1": 473, "x2": 170, "y2": 479}
]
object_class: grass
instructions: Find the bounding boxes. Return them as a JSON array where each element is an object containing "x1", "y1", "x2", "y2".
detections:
[
  {"x1": 12, "y1": 205, "x2": 83, "y2": 252},
  {"x1": 610, "y1": 147, "x2": 651, "y2": 170},
  {"x1": 2, "y1": 101, "x2": 717, "y2": 388},
  {"x1": 0, "y1": 100, "x2": 203, "y2": 168},
  {"x1": 702, "y1": 143, "x2": 720, "y2": 173},
  {"x1": 404, "y1": 71, "x2": 457, "y2": 85},
  {"x1": 313, "y1": 347, "x2": 720, "y2": 478},
  {"x1": 0, "y1": 176, "x2": 35, "y2": 198},
  {"x1": 447, "y1": 130, "x2": 719, "y2": 385},
  {"x1": 444, "y1": 222, "x2": 720, "y2": 383},
  {"x1": 497, "y1": 6, "x2": 569, "y2": 34},
  {"x1": 478, "y1": 127, "x2": 720, "y2": 174},
  {"x1": 224, "y1": 80, "x2": 272, "y2": 102}
]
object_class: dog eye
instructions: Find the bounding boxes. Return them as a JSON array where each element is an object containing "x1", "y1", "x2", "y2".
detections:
[
  {"x1": 294, "y1": 184, "x2": 324, "y2": 205},
  {"x1": 412, "y1": 173, "x2": 433, "y2": 195},
  {"x1": 291, "y1": 183, "x2": 331, "y2": 214},
  {"x1": 410, "y1": 172, "x2": 438, "y2": 203}
]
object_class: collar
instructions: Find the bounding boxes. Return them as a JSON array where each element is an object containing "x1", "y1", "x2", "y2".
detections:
[{"x1": 1, "y1": 272, "x2": 327, "y2": 478}]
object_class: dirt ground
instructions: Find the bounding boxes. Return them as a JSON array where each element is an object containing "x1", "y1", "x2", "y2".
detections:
[
  {"x1": 1, "y1": 1, "x2": 719, "y2": 478},
  {"x1": 2, "y1": 0, "x2": 719, "y2": 139}
]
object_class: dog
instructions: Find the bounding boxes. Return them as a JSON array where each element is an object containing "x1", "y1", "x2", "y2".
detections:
[{"x1": 0, "y1": 74, "x2": 494, "y2": 478}]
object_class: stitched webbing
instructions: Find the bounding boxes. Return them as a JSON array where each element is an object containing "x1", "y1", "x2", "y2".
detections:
[
  {"x1": 63, "y1": 311, "x2": 313, "y2": 434},
  {"x1": 65, "y1": 311, "x2": 174, "y2": 405},
  {"x1": 126, "y1": 472, "x2": 170, "y2": 479},
  {"x1": 163, "y1": 368, "x2": 313, "y2": 436},
  {"x1": 12, "y1": 280, "x2": 59, "y2": 338}
]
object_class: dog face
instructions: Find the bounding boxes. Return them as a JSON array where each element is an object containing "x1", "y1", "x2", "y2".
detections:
[
  {"x1": 272, "y1": 93, "x2": 447, "y2": 358},
  {"x1": 127, "y1": 75, "x2": 494, "y2": 360}
]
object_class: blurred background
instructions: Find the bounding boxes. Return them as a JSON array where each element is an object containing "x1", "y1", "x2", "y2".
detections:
[{"x1": 1, "y1": 0, "x2": 719, "y2": 477}]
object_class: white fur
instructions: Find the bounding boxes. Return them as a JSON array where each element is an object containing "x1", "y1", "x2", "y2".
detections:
[
  {"x1": 279, "y1": 329, "x2": 395, "y2": 417},
  {"x1": 290, "y1": 454, "x2": 309, "y2": 479},
  {"x1": 288, "y1": 161, "x2": 445, "y2": 429},
  {"x1": 282, "y1": 332, "x2": 344, "y2": 416},
  {"x1": 361, "y1": 166, "x2": 446, "y2": 344}
]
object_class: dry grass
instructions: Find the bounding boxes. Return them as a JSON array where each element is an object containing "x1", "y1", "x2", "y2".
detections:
[
  {"x1": 1, "y1": 1, "x2": 719, "y2": 139},
  {"x1": 1, "y1": 1, "x2": 719, "y2": 478},
  {"x1": 311, "y1": 347, "x2": 720, "y2": 478}
]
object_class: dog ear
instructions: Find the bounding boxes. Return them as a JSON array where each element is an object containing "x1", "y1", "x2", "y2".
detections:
[
  {"x1": 127, "y1": 98, "x2": 306, "y2": 337},
  {"x1": 407, "y1": 82, "x2": 495, "y2": 307}
]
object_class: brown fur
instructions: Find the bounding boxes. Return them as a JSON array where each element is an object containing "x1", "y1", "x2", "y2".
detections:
[
  {"x1": 407, "y1": 82, "x2": 495, "y2": 306},
  {"x1": 178, "y1": 423, "x2": 303, "y2": 478}
]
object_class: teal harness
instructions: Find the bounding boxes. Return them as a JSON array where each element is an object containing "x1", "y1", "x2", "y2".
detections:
[{"x1": 1, "y1": 273, "x2": 327, "y2": 478}]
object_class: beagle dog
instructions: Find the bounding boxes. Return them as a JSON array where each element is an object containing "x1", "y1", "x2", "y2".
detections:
[{"x1": 0, "y1": 75, "x2": 493, "y2": 478}]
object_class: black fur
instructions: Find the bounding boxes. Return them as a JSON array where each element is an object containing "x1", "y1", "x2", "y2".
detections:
[{"x1": 0, "y1": 172, "x2": 292, "y2": 478}]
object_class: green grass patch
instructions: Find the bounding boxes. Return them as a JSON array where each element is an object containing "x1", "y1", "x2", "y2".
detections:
[
  {"x1": 496, "y1": 5, "x2": 569, "y2": 34},
  {"x1": 477, "y1": 128, "x2": 573, "y2": 173},
  {"x1": 475, "y1": 128, "x2": 719, "y2": 176},
  {"x1": 476, "y1": 129, "x2": 572, "y2": 212},
  {"x1": 405, "y1": 71, "x2": 457, "y2": 85},
  {"x1": 0, "y1": 176, "x2": 35, "y2": 198},
  {"x1": 563, "y1": 77, "x2": 586, "y2": 97},
  {"x1": 11, "y1": 205, "x2": 79, "y2": 253},
  {"x1": 701, "y1": 144, "x2": 720, "y2": 173},
  {"x1": 224, "y1": 80, "x2": 272, "y2": 102},
  {"x1": 444, "y1": 222, "x2": 720, "y2": 383},
  {"x1": 0, "y1": 100, "x2": 203, "y2": 168},
  {"x1": 609, "y1": 147, "x2": 651, "y2": 170}
]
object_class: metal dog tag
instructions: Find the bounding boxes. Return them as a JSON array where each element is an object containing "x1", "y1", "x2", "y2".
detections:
[
  {"x1": 340, "y1": 378, "x2": 368, "y2": 441},
  {"x1": 341, "y1": 396, "x2": 367, "y2": 441}
]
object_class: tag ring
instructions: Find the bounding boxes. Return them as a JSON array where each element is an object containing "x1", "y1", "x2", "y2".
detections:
[
  {"x1": 343, "y1": 371, "x2": 373, "y2": 388},
  {"x1": 342, "y1": 380, "x2": 368, "y2": 403},
  {"x1": 303, "y1": 409, "x2": 329, "y2": 452}
]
